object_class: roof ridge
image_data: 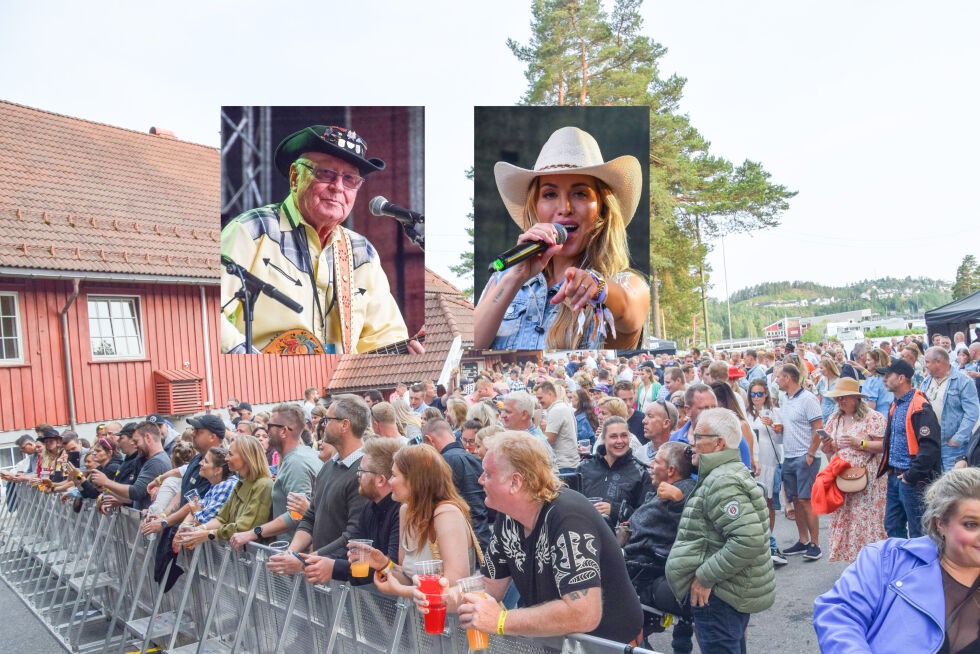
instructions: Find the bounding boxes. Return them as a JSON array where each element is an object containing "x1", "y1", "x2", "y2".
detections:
[{"x1": 0, "y1": 99, "x2": 218, "y2": 151}]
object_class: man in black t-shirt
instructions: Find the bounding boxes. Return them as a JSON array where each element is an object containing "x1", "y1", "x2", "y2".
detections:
[{"x1": 426, "y1": 431, "x2": 642, "y2": 645}]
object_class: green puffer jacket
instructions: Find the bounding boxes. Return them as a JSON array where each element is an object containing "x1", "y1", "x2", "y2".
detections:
[{"x1": 665, "y1": 448, "x2": 775, "y2": 614}]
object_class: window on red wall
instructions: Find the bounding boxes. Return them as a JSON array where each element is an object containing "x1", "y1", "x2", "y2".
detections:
[
  {"x1": 0, "y1": 291, "x2": 24, "y2": 364},
  {"x1": 87, "y1": 295, "x2": 145, "y2": 360}
]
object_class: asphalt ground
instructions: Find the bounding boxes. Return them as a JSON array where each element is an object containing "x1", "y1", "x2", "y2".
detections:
[
  {"x1": 643, "y1": 512, "x2": 849, "y2": 654},
  {"x1": 0, "y1": 577, "x2": 66, "y2": 653}
]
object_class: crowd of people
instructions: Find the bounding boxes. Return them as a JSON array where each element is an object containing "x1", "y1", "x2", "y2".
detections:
[{"x1": 2, "y1": 332, "x2": 980, "y2": 653}]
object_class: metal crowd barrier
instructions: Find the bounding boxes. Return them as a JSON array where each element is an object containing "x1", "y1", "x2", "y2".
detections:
[{"x1": 0, "y1": 486, "x2": 662, "y2": 654}]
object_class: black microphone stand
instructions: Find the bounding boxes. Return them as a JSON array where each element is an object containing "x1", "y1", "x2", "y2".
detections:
[{"x1": 221, "y1": 258, "x2": 302, "y2": 354}]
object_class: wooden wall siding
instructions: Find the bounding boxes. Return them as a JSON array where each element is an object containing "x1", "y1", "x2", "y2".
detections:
[{"x1": 0, "y1": 278, "x2": 337, "y2": 431}]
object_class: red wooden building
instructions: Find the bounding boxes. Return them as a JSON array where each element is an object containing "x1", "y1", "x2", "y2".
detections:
[{"x1": 0, "y1": 101, "x2": 338, "y2": 454}]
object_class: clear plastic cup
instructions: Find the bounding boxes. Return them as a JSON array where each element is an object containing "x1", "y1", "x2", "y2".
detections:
[
  {"x1": 287, "y1": 492, "x2": 309, "y2": 520},
  {"x1": 415, "y1": 560, "x2": 445, "y2": 634},
  {"x1": 458, "y1": 575, "x2": 489, "y2": 650},
  {"x1": 349, "y1": 539, "x2": 373, "y2": 578},
  {"x1": 268, "y1": 540, "x2": 290, "y2": 551}
]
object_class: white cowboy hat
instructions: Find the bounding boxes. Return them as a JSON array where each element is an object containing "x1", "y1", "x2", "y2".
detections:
[{"x1": 493, "y1": 126, "x2": 643, "y2": 228}]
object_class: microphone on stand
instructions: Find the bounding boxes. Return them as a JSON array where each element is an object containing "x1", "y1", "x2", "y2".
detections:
[
  {"x1": 488, "y1": 223, "x2": 567, "y2": 273},
  {"x1": 369, "y1": 196, "x2": 424, "y2": 249},
  {"x1": 221, "y1": 256, "x2": 303, "y2": 313}
]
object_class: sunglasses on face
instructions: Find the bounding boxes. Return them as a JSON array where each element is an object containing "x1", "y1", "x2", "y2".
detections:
[{"x1": 749, "y1": 391, "x2": 766, "y2": 398}]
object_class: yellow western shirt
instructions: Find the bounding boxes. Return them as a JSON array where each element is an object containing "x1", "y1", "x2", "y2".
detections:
[{"x1": 220, "y1": 196, "x2": 408, "y2": 354}]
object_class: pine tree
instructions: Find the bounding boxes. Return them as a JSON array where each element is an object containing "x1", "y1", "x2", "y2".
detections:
[
  {"x1": 507, "y1": 0, "x2": 796, "y2": 346},
  {"x1": 952, "y1": 255, "x2": 979, "y2": 300},
  {"x1": 449, "y1": 168, "x2": 475, "y2": 300}
]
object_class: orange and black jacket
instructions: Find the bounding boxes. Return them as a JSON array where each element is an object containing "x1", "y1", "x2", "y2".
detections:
[{"x1": 877, "y1": 389, "x2": 942, "y2": 487}]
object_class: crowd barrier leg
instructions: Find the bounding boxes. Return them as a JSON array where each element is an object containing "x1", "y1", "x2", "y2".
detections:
[
  {"x1": 165, "y1": 545, "x2": 233, "y2": 654},
  {"x1": 100, "y1": 511, "x2": 152, "y2": 654},
  {"x1": 43, "y1": 503, "x2": 96, "y2": 626},
  {"x1": 65, "y1": 511, "x2": 120, "y2": 651}
]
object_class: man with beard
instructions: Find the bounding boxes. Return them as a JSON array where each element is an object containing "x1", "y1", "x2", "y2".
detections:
[{"x1": 300, "y1": 437, "x2": 401, "y2": 585}]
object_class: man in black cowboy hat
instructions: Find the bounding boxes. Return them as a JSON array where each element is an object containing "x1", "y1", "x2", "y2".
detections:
[{"x1": 220, "y1": 125, "x2": 422, "y2": 355}]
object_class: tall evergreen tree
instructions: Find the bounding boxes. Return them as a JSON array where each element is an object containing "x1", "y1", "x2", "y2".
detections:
[
  {"x1": 952, "y1": 254, "x2": 979, "y2": 300},
  {"x1": 449, "y1": 168, "x2": 476, "y2": 300},
  {"x1": 507, "y1": 0, "x2": 795, "y2": 346}
]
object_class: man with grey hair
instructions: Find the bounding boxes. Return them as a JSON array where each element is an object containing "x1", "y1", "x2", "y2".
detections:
[
  {"x1": 642, "y1": 399, "x2": 678, "y2": 461},
  {"x1": 267, "y1": 395, "x2": 369, "y2": 575},
  {"x1": 666, "y1": 408, "x2": 774, "y2": 653},
  {"x1": 500, "y1": 390, "x2": 554, "y2": 459},
  {"x1": 220, "y1": 126, "x2": 421, "y2": 355},
  {"x1": 230, "y1": 402, "x2": 323, "y2": 551},
  {"x1": 921, "y1": 346, "x2": 980, "y2": 471}
]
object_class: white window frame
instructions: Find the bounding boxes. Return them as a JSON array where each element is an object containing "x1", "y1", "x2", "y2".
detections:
[
  {"x1": 87, "y1": 294, "x2": 146, "y2": 361},
  {"x1": 0, "y1": 291, "x2": 25, "y2": 365}
]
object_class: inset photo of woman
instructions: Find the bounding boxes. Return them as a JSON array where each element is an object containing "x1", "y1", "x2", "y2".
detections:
[{"x1": 473, "y1": 107, "x2": 651, "y2": 352}]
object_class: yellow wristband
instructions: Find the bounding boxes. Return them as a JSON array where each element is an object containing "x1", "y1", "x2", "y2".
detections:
[
  {"x1": 861, "y1": 440, "x2": 866, "y2": 450},
  {"x1": 497, "y1": 609, "x2": 508, "y2": 635},
  {"x1": 383, "y1": 558, "x2": 394, "y2": 572}
]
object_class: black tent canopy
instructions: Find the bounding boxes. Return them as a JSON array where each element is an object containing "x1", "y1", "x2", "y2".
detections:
[{"x1": 925, "y1": 290, "x2": 980, "y2": 344}]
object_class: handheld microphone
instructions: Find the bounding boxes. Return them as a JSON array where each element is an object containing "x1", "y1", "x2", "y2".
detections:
[
  {"x1": 369, "y1": 196, "x2": 425, "y2": 249},
  {"x1": 488, "y1": 223, "x2": 567, "y2": 273},
  {"x1": 221, "y1": 256, "x2": 303, "y2": 313},
  {"x1": 369, "y1": 196, "x2": 423, "y2": 225}
]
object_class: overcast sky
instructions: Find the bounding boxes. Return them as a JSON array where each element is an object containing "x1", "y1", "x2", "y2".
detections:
[{"x1": 1, "y1": 1, "x2": 977, "y2": 300}]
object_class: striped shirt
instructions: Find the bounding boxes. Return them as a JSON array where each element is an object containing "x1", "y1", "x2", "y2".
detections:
[{"x1": 781, "y1": 387, "x2": 823, "y2": 458}]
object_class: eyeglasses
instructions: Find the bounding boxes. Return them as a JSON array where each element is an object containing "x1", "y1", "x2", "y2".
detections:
[
  {"x1": 297, "y1": 162, "x2": 364, "y2": 190},
  {"x1": 266, "y1": 423, "x2": 289, "y2": 431},
  {"x1": 322, "y1": 416, "x2": 346, "y2": 422},
  {"x1": 749, "y1": 391, "x2": 766, "y2": 398},
  {"x1": 355, "y1": 469, "x2": 383, "y2": 477},
  {"x1": 693, "y1": 432, "x2": 722, "y2": 440}
]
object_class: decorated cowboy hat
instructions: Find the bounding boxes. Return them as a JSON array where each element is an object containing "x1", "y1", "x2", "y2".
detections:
[
  {"x1": 493, "y1": 126, "x2": 642, "y2": 228},
  {"x1": 274, "y1": 125, "x2": 385, "y2": 179},
  {"x1": 821, "y1": 377, "x2": 868, "y2": 398}
]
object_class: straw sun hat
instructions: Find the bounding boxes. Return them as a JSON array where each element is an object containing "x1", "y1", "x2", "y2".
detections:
[
  {"x1": 493, "y1": 126, "x2": 642, "y2": 228},
  {"x1": 821, "y1": 377, "x2": 867, "y2": 399}
]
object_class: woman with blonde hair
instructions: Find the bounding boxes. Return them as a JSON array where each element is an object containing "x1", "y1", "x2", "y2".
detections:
[
  {"x1": 862, "y1": 349, "x2": 894, "y2": 416},
  {"x1": 391, "y1": 398, "x2": 423, "y2": 444},
  {"x1": 445, "y1": 397, "x2": 469, "y2": 430},
  {"x1": 474, "y1": 127, "x2": 649, "y2": 350},
  {"x1": 465, "y1": 401, "x2": 498, "y2": 430},
  {"x1": 359, "y1": 444, "x2": 479, "y2": 598},
  {"x1": 816, "y1": 356, "x2": 841, "y2": 422},
  {"x1": 593, "y1": 396, "x2": 645, "y2": 457},
  {"x1": 177, "y1": 434, "x2": 273, "y2": 544}
]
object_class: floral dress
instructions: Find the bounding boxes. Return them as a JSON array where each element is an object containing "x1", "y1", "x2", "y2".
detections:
[{"x1": 826, "y1": 410, "x2": 888, "y2": 563}]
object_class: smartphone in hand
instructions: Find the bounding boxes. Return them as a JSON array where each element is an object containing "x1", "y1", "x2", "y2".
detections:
[{"x1": 816, "y1": 429, "x2": 831, "y2": 441}]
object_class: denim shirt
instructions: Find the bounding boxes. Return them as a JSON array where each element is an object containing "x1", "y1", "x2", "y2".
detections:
[{"x1": 482, "y1": 271, "x2": 602, "y2": 350}]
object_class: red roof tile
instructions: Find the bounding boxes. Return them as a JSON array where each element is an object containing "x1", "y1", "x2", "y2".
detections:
[
  {"x1": 0, "y1": 101, "x2": 220, "y2": 280},
  {"x1": 325, "y1": 269, "x2": 474, "y2": 393}
]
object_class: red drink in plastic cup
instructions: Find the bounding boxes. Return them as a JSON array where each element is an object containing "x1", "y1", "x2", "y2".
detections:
[{"x1": 418, "y1": 573, "x2": 445, "y2": 634}]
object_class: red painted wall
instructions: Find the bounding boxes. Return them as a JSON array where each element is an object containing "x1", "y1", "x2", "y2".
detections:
[{"x1": 0, "y1": 277, "x2": 337, "y2": 430}]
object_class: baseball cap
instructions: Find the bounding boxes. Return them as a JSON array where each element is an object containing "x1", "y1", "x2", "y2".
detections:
[
  {"x1": 146, "y1": 414, "x2": 166, "y2": 425},
  {"x1": 117, "y1": 423, "x2": 139, "y2": 437},
  {"x1": 236, "y1": 402, "x2": 253, "y2": 412},
  {"x1": 875, "y1": 360, "x2": 915, "y2": 380},
  {"x1": 187, "y1": 414, "x2": 227, "y2": 437}
]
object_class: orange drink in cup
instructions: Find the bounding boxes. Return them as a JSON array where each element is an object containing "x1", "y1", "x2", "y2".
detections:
[
  {"x1": 458, "y1": 575, "x2": 489, "y2": 650},
  {"x1": 349, "y1": 539, "x2": 373, "y2": 577}
]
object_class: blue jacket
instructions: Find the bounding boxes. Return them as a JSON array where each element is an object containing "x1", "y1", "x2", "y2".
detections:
[
  {"x1": 813, "y1": 537, "x2": 945, "y2": 654},
  {"x1": 921, "y1": 369, "x2": 980, "y2": 470}
]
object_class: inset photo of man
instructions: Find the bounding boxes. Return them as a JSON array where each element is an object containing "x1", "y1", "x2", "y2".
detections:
[{"x1": 220, "y1": 107, "x2": 425, "y2": 355}]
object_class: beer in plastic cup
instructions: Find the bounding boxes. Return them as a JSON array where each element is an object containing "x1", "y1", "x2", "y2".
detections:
[
  {"x1": 287, "y1": 492, "x2": 308, "y2": 520},
  {"x1": 415, "y1": 560, "x2": 445, "y2": 634},
  {"x1": 458, "y1": 574, "x2": 489, "y2": 650},
  {"x1": 349, "y1": 539, "x2": 373, "y2": 578}
]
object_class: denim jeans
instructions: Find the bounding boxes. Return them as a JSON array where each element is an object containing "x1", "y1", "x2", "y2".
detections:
[
  {"x1": 884, "y1": 471, "x2": 925, "y2": 539},
  {"x1": 692, "y1": 594, "x2": 749, "y2": 654}
]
